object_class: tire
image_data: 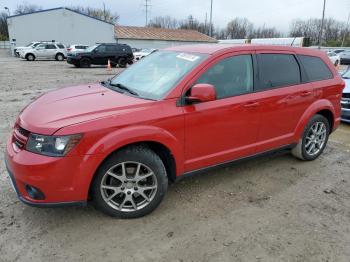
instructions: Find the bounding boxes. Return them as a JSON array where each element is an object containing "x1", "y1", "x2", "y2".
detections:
[
  {"x1": 334, "y1": 60, "x2": 339, "y2": 66},
  {"x1": 92, "y1": 146, "x2": 168, "y2": 218},
  {"x1": 118, "y1": 57, "x2": 127, "y2": 68},
  {"x1": 26, "y1": 54, "x2": 35, "y2": 61},
  {"x1": 80, "y1": 58, "x2": 91, "y2": 68},
  {"x1": 292, "y1": 114, "x2": 330, "y2": 161},
  {"x1": 55, "y1": 53, "x2": 64, "y2": 61}
]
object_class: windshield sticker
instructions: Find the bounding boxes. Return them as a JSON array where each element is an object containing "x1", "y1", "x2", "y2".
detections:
[{"x1": 176, "y1": 53, "x2": 200, "y2": 62}]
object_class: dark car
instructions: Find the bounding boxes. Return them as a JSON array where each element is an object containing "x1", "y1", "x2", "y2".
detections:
[{"x1": 67, "y1": 43, "x2": 134, "y2": 68}]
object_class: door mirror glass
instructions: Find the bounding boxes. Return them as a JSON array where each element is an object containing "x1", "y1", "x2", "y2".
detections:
[{"x1": 186, "y1": 83, "x2": 216, "y2": 103}]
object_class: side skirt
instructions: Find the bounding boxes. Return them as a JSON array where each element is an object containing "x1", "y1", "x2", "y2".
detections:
[{"x1": 175, "y1": 144, "x2": 296, "y2": 182}]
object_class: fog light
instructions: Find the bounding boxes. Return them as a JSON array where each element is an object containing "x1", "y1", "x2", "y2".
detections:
[{"x1": 25, "y1": 185, "x2": 45, "y2": 200}]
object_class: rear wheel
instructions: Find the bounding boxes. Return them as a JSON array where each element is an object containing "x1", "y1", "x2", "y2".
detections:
[
  {"x1": 292, "y1": 114, "x2": 330, "y2": 161},
  {"x1": 92, "y1": 146, "x2": 168, "y2": 218},
  {"x1": 55, "y1": 53, "x2": 64, "y2": 61},
  {"x1": 118, "y1": 57, "x2": 127, "y2": 68},
  {"x1": 80, "y1": 58, "x2": 91, "y2": 68},
  {"x1": 26, "y1": 54, "x2": 35, "y2": 61}
]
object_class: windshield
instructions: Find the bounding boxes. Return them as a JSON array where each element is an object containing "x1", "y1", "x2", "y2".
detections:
[
  {"x1": 110, "y1": 51, "x2": 208, "y2": 100},
  {"x1": 85, "y1": 45, "x2": 98, "y2": 52},
  {"x1": 26, "y1": 42, "x2": 34, "y2": 47}
]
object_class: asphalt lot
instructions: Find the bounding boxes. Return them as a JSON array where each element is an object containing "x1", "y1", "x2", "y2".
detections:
[{"x1": 0, "y1": 49, "x2": 350, "y2": 262}]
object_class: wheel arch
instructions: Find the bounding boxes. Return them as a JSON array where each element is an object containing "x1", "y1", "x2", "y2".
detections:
[{"x1": 294, "y1": 99, "x2": 335, "y2": 141}]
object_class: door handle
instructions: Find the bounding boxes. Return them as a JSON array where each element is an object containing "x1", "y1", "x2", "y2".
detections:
[
  {"x1": 242, "y1": 101, "x2": 260, "y2": 108},
  {"x1": 300, "y1": 91, "x2": 312, "y2": 97}
]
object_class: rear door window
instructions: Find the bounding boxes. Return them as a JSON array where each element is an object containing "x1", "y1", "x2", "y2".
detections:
[
  {"x1": 46, "y1": 44, "x2": 57, "y2": 49},
  {"x1": 298, "y1": 55, "x2": 333, "y2": 82},
  {"x1": 57, "y1": 44, "x2": 65, "y2": 49},
  {"x1": 257, "y1": 54, "x2": 301, "y2": 90},
  {"x1": 106, "y1": 45, "x2": 117, "y2": 52}
]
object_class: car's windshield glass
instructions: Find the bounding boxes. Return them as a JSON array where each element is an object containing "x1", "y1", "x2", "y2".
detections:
[
  {"x1": 110, "y1": 51, "x2": 208, "y2": 100},
  {"x1": 85, "y1": 45, "x2": 98, "y2": 52},
  {"x1": 26, "y1": 42, "x2": 34, "y2": 47},
  {"x1": 343, "y1": 69, "x2": 350, "y2": 78}
]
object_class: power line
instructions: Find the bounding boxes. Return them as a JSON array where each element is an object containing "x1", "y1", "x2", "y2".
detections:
[{"x1": 144, "y1": 0, "x2": 151, "y2": 26}]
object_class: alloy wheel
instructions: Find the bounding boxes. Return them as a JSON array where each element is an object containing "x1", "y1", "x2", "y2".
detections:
[
  {"x1": 100, "y1": 161, "x2": 158, "y2": 212},
  {"x1": 304, "y1": 121, "x2": 327, "y2": 156}
]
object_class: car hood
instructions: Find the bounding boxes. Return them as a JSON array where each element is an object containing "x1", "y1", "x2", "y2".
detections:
[
  {"x1": 343, "y1": 78, "x2": 350, "y2": 93},
  {"x1": 17, "y1": 83, "x2": 153, "y2": 135},
  {"x1": 134, "y1": 52, "x2": 150, "y2": 56}
]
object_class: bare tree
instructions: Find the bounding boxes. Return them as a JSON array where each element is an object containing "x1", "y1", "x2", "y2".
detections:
[
  {"x1": 148, "y1": 16, "x2": 178, "y2": 29},
  {"x1": 250, "y1": 26, "x2": 281, "y2": 38},
  {"x1": 226, "y1": 18, "x2": 253, "y2": 39},
  {"x1": 69, "y1": 6, "x2": 119, "y2": 24},
  {"x1": 14, "y1": 3, "x2": 42, "y2": 15}
]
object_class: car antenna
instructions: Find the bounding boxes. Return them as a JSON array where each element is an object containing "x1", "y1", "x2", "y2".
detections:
[{"x1": 291, "y1": 37, "x2": 297, "y2": 47}]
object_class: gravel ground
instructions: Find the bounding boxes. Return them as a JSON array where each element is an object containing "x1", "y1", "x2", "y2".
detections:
[{"x1": 0, "y1": 49, "x2": 350, "y2": 262}]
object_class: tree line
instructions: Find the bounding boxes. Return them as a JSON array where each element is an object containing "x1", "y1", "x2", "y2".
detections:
[{"x1": 0, "y1": 3, "x2": 349, "y2": 47}]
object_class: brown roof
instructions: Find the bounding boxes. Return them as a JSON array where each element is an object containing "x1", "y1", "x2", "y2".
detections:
[{"x1": 115, "y1": 26, "x2": 217, "y2": 43}]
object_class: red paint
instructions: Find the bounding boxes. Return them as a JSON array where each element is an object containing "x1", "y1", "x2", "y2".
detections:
[{"x1": 5, "y1": 44, "x2": 345, "y2": 205}]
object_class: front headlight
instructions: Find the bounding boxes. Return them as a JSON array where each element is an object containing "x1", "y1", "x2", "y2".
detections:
[{"x1": 26, "y1": 133, "x2": 82, "y2": 157}]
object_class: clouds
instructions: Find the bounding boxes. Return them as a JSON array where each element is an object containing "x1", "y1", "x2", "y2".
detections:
[{"x1": 2, "y1": 0, "x2": 349, "y2": 33}]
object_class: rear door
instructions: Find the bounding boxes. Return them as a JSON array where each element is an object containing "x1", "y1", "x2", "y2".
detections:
[
  {"x1": 253, "y1": 51, "x2": 316, "y2": 152},
  {"x1": 45, "y1": 44, "x2": 57, "y2": 58}
]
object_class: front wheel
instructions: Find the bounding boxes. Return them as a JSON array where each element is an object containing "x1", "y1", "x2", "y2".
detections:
[
  {"x1": 292, "y1": 114, "x2": 330, "y2": 161},
  {"x1": 92, "y1": 146, "x2": 168, "y2": 218}
]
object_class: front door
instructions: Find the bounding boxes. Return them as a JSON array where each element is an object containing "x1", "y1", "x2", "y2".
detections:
[{"x1": 183, "y1": 53, "x2": 261, "y2": 172}]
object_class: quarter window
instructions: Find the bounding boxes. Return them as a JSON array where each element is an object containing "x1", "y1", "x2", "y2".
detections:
[
  {"x1": 258, "y1": 54, "x2": 301, "y2": 90},
  {"x1": 298, "y1": 55, "x2": 333, "y2": 82},
  {"x1": 196, "y1": 55, "x2": 254, "y2": 99}
]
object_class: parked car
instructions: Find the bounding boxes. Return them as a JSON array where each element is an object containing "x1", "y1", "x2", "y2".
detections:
[
  {"x1": 20, "y1": 43, "x2": 67, "y2": 61},
  {"x1": 341, "y1": 69, "x2": 350, "y2": 123},
  {"x1": 133, "y1": 48, "x2": 157, "y2": 61},
  {"x1": 327, "y1": 51, "x2": 340, "y2": 66},
  {"x1": 14, "y1": 41, "x2": 50, "y2": 57},
  {"x1": 333, "y1": 49, "x2": 346, "y2": 54},
  {"x1": 339, "y1": 50, "x2": 350, "y2": 65},
  {"x1": 5, "y1": 45, "x2": 345, "y2": 218},
  {"x1": 67, "y1": 44, "x2": 88, "y2": 54},
  {"x1": 67, "y1": 43, "x2": 134, "y2": 68}
]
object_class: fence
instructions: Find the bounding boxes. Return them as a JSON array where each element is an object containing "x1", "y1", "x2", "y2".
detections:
[{"x1": 0, "y1": 41, "x2": 10, "y2": 49}]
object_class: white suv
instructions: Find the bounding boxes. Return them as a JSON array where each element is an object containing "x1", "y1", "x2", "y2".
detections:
[{"x1": 20, "y1": 43, "x2": 67, "y2": 61}]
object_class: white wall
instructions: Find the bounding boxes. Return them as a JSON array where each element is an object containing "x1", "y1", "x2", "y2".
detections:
[
  {"x1": 117, "y1": 39, "x2": 209, "y2": 50},
  {"x1": 7, "y1": 8, "x2": 115, "y2": 54}
]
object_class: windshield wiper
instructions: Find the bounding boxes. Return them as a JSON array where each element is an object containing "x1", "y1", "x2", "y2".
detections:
[{"x1": 110, "y1": 82, "x2": 139, "y2": 96}]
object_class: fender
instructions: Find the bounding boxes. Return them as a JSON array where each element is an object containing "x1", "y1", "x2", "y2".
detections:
[
  {"x1": 85, "y1": 125, "x2": 183, "y2": 175},
  {"x1": 293, "y1": 99, "x2": 335, "y2": 141}
]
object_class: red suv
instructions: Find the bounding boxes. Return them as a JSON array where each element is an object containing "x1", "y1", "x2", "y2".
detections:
[{"x1": 5, "y1": 45, "x2": 345, "y2": 218}]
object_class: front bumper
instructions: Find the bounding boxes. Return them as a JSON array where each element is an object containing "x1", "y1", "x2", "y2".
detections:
[
  {"x1": 4, "y1": 135, "x2": 96, "y2": 207},
  {"x1": 341, "y1": 108, "x2": 350, "y2": 123},
  {"x1": 67, "y1": 57, "x2": 80, "y2": 65}
]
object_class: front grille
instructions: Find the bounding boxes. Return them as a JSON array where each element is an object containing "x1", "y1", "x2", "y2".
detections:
[{"x1": 12, "y1": 125, "x2": 30, "y2": 150}]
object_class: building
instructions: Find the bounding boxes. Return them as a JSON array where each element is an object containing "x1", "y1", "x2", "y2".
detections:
[
  {"x1": 7, "y1": 7, "x2": 115, "y2": 53},
  {"x1": 115, "y1": 26, "x2": 217, "y2": 49}
]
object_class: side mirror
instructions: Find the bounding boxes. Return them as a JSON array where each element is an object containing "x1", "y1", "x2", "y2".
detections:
[{"x1": 186, "y1": 83, "x2": 216, "y2": 104}]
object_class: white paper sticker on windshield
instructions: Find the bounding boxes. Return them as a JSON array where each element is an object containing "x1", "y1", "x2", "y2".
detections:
[{"x1": 176, "y1": 53, "x2": 200, "y2": 62}]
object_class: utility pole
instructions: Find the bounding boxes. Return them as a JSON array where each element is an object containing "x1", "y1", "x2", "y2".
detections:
[
  {"x1": 144, "y1": 0, "x2": 151, "y2": 27},
  {"x1": 209, "y1": 0, "x2": 213, "y2": 37},
  {"x1": 342, "y1": 11, "x2": 350, "y2": 47},
  {"x1": 318, "y1": 0, "x2": 326, "y2": 49},
  {"x1": 204, "y1": 12, "x2": 207, "y2": 34},
  {"x1": 103, "y1": 2, "x2": 106, "y2": 21}
]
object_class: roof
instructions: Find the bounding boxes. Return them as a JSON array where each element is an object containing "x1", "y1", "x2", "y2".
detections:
[
  {"x1": 7, "y1": 7, "x2": 115, "y2": 26},
  {"x1": 165, "y1": 44, "x2": 327, "y2": 56},
  {"x1": 115, "y1": 26, "x2": 217, "y2": 43}
]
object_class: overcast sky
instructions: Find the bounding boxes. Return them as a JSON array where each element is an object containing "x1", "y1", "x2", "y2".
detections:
[{"x1": 1, "y1": 0, "x2": 350, "y2": 33}]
